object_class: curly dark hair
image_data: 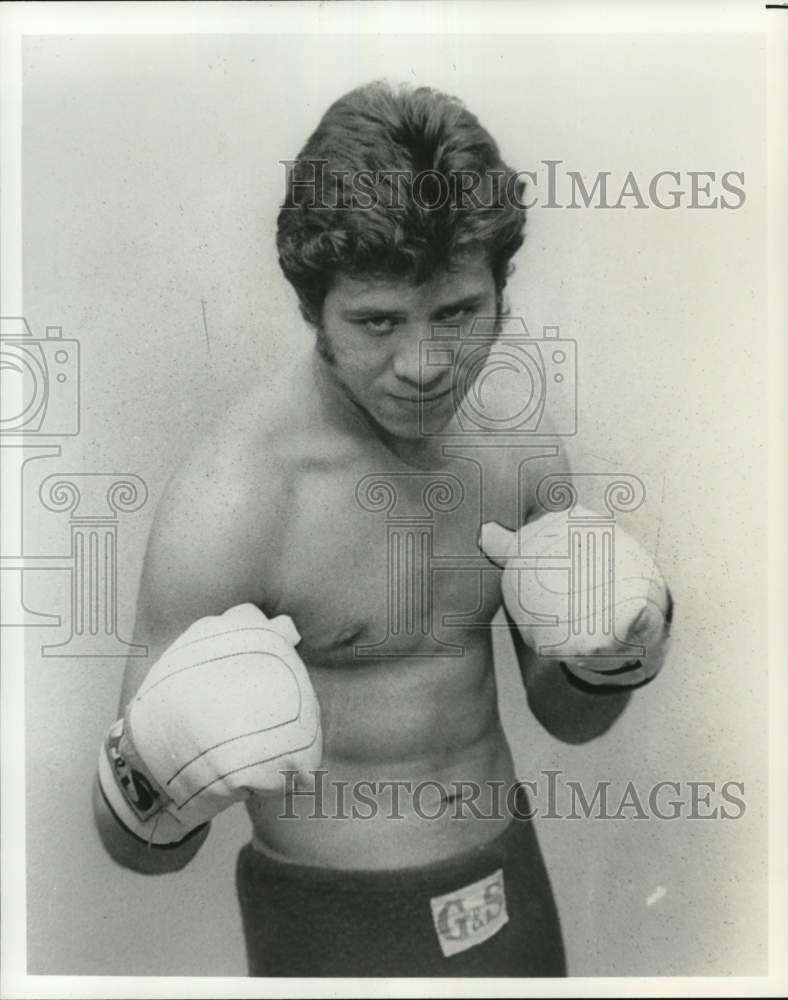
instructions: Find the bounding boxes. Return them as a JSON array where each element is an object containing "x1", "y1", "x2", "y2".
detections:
[{"x1": 276, "y1": 81, "x2": 527, "y2": 327}]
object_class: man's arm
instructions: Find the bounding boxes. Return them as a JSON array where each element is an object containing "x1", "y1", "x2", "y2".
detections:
[
  {"x1": 508, "y1": 431, "x2": 633, "y2": 742},
  {"x1": 93, "y1": 593, "x2": 219, "y2": 875},
  {"x1": 94, "y1": 444, "x2": 284, "y2": 874},
  {"x1": 93, "y1": 776, "x2": 211, "y2": 875},
  {"x1": 505, "y1": 607, "x2": 632, "y2": 744}
]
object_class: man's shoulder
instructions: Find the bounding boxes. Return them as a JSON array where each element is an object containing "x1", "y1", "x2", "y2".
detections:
[
  {"x1": 178, "y1": 362, "x2": 360, "y2": 501},
  {"x1": 140, "y1": 357, "x2": 362, "y2": 628},
  {"x1": 139, "y1": 363, "x2": 319, "y2": 625},
  {"x1": 163, "y1": 397, "x2": 291, "y2": 536}
]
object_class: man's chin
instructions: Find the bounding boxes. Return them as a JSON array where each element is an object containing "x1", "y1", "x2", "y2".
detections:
[{"x1": 376, "y1": 404, "x2": 456, "y2": 441}]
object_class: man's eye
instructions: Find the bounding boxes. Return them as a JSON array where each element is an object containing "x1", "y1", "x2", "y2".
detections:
[
  {"x1": 436, "y1": 306, "x2": 473, "y2": 323},
  {"x1": 361, "y1": 317, "x2": 396, "y2": 336}
]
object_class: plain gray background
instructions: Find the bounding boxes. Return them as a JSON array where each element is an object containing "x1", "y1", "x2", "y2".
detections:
[{"x1": 21, "y1": 33, "x2": 767, "y2": 975}]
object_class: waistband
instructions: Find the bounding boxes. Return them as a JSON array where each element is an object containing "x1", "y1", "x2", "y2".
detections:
[{"x1": 242, "y1": 784, "x2": 533, "y2": 894}]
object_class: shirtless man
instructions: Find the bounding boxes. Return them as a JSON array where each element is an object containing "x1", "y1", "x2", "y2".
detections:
[{"x1": 94, "y1": 82, "x2": 672, "y2": 977}]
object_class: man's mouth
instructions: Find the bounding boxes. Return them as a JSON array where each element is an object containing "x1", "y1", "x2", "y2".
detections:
[{"x1": 388, "y1": 386, "x2": 453, "y2": 404}]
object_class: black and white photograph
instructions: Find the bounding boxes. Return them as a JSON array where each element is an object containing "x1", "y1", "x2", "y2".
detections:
[{"x1": 1, "y1": 2, "x2": 786, "y2": 996}]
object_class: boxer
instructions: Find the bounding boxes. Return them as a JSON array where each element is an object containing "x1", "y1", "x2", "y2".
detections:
[{"x1": 95, "y1": 81, "x2": 672, "y2": 976}]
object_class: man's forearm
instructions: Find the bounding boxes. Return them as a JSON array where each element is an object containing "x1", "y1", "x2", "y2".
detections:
[
  {"x1": 505, "y1": 609, "x2": 632, "y2": 744},
  {"x1": 93, "y1": 777, "x2": 210, "y2": 876}
]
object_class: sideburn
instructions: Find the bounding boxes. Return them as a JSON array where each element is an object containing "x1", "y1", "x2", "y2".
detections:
[{"x1": 315, "y1": 323, "x2": 336, "y2": 364}]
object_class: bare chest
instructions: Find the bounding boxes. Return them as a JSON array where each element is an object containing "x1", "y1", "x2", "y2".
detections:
[{"x1": 272, "y1": 453, "x2": 511, "y2": 666}]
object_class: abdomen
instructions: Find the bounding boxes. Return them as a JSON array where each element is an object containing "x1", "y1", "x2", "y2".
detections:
[{"x1": 246, "y1": 634, "x2": 518, "y2": 869}]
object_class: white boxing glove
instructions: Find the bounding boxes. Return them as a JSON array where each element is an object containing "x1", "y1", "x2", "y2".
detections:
[
  {"x1": 480, "y1": 506, "x2": 672, "y2": 687},
  {"x1": 98, "y1": 604, "x2": 322, "y2": 845}
]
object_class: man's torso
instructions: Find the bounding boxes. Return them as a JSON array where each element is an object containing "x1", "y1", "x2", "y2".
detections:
[{"x1": 172, "y1": 349, "x2": 547, "y2": 868}]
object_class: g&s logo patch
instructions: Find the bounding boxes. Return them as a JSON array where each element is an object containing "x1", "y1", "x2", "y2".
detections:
[{"x1": 430, "y1": 869, "x2": 508, "y2": 957}]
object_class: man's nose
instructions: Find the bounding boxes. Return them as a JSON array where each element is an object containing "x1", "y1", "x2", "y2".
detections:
[{"x1": 392, "y1": 328, "x2": 445, "y2": 390}]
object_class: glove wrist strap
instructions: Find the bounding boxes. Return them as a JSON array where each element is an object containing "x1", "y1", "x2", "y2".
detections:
[{"x1": 99, "y1": 718, "x2": 200, "y2": 846}]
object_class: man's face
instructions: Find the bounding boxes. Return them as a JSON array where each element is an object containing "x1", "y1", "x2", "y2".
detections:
[{"x1": 319, "y1": 254, "x2": 498, "y2": 440}]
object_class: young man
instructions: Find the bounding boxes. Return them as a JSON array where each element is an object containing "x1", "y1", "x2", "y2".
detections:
[{"x1": 94, "y1": 81, "x2": 672, "y2": 977}]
